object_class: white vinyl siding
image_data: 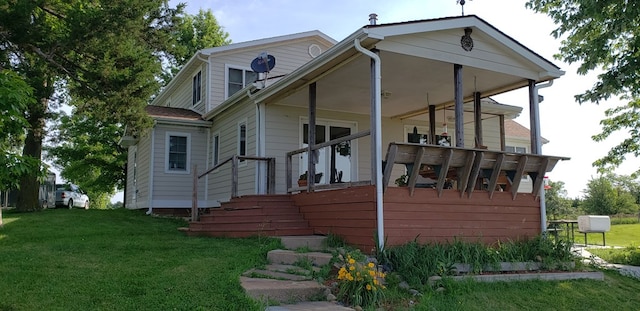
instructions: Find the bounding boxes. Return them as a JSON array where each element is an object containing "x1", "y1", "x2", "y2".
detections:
[
  {"x1": 207, "y1": 101, "x2": 256, "y2": 201},
  {"x1": 209, "y1": 39, "x2": 333, "y2": 111},
  {"x1": 152, "y1": 125, "x2": 207, "y2": 205},
  {"x1": 125, "y1": 132, "x2": 151, "y2": 209}
]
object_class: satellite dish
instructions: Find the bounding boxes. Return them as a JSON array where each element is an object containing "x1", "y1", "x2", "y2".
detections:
[{"x1": 250, "y1": 53, "x2": 276, "y2": 73}]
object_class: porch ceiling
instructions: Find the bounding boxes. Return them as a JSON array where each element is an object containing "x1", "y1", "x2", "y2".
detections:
[{"x1": 274, "y1": 50, "x2": 532, "y2": 121}]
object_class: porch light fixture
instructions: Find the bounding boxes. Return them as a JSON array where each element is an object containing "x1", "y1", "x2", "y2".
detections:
[{"x1": 461, "y1": 27, "x2": 474, "y2": 51}]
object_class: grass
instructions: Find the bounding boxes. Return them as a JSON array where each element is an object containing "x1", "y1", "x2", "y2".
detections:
[
  {"x1": 0, "y1": 208, "x2": 280, "y2": 311},
  {"x1": 2, "y1": 208, "x2": 639, "y2": 311},
  {"x1": 410, "y1": 270, "x2": 640, "y2": 310},
  {"x1": 589, "y1": 246, "x2": 640, "y2": 266},
  {"x1": 558, "y1": 223, "x2": 640, "y2": 247}
]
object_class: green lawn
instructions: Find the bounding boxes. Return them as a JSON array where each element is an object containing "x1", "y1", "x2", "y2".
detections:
[
  {"x1": 0, "y1": 208, "x2": 280, "y2": 311},
  {"x1": 1, "y1": 209, "x2": 639, "y2": 311},
  {"x1": 569, "y1": 224, "x2": 640, "y2": 247}
]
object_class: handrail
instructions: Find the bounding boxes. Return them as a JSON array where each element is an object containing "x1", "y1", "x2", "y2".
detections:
[
  {"x1": 191, "y1": 155, "x2": 276, "y2": 221},
  {"x1": 286, "y1": 130, "x2": 370, "y2": 193}
]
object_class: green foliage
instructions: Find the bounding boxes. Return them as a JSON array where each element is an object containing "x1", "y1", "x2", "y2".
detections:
[
  {"x1": 166, "y1": 8, "x2": 231, "y2": 79},
  {"x1": 545, "y1": 180, "x2": 574, "y2": 219},
  {"x1": 581, "y1": 175, "x2": 639, "y2": 215},
  {"x1": 47, "y1": 112, "x2": 128, "y2": 208},
  {"x1": 0, "y1": 70, "x2": 47, "y2": 191},
  {"x1": 525, "y1": 0, "x2": 640, "y2": 176},
  {"x1": 589, "y1": 246, "x2": 640, "y2": 266},
  {"x1": 378, "y1": 236, "x2": 576, "y2": 288}
]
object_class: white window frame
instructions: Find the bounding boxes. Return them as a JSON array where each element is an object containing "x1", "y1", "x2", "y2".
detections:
[
  {"x1": 165, "y1": 131, "x2": 191, "y2": 174},
  {"x1": 225, "y1": 64, "x2": 257, "y2": 99},
  {"x1": 505, "y1": 145, "x2": 527, "y2": 153},
  {"x1": 237, "y1": 119, "x2": 247, "y2": 165},
  {"x1": 192, "y1": 70, "x2": 202, "y2": 106},
  {"x1": 212, "y1": 132, "x2": 220, "y2": 167}
]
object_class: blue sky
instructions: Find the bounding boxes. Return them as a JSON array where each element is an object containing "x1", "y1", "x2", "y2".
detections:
[{"x1": 112, "y1": 0, "x2": 634, "y2": 200}]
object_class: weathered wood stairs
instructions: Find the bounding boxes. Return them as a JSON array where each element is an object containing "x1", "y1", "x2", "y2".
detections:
[{"x1": 183, "y1": 194, "x2": 314, "y2": 237}]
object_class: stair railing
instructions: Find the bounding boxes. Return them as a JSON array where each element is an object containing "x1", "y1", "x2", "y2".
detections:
[{"x1": 191, "y1": 155, "x2": 275, "y2": 221}]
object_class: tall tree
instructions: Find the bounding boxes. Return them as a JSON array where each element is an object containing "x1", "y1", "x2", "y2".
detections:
[
  {"x1": 163, "y1": 8, "x2": 231, "y2": 81},
  {"x1": 47, "y1": 111, "x2": 127, "y2": 209},
  {"x1": 581, "y1": 174, "x2": 638, "y2": 215},
  {"x1": 526, "y1": 0, "x2": 640, "y2": 176},
  {"x1": 0, "y1": 1, "x2": 182, "y2": 211},
  {"x1": 45, "y1": 7, "x2": 230, "y2": 207},
  {"x1": 544, "y1": 180, "x2": 573, "y2": 220}
]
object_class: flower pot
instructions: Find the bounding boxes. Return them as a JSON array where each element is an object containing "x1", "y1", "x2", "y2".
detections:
[{"x1": 297, "y1": 180, "x2": 307, "y2": 187}]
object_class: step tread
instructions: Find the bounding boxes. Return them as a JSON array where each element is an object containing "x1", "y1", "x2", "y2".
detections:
[{"x1": 243, "y1": 268, "x2": 312, "y2": 281}]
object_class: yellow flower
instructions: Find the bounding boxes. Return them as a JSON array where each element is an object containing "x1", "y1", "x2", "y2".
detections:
[
  {"x1": 348, "y1": 258, "x2": 356, "y2": 264},
  {"x1": 366, "y1": 284, "x2": 372, "y2": 291},
  {"x1": 368, "y1": 270, "x2": 376, "y2": 277},
  {"x1": 368, "y1": 262, "x2": 375, "y2": 268},
  {"x1": 349, "y1": 266, "x2": 355, "y2": 271}
]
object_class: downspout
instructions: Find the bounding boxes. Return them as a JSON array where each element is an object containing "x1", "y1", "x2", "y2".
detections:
[
  {"x1": 354, "y1": 38, "x2": 384, "y2": 251},
  {"x1": 530, "y1": 80, "x2": 553, "y2": 233},
  {"x1": 196, "y1": 53, "x2": 212, "y2": 112},
  {"x1": 248, "y1": 90, "x2": 266, "y2": 194}
]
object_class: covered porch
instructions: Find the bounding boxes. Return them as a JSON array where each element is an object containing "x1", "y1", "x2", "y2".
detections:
[{"x1": 189, "y1": 15, "x2": 569, "y2": 249}]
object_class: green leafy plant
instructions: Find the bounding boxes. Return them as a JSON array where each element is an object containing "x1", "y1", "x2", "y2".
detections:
[
  {"x1": 394, "y1": 174, "x2": 408, "y2": 187},
  {"x1": 336, "y1": 252, "x2": 386, "y2": 308}
]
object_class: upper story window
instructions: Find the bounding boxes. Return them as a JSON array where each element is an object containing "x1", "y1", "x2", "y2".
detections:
[
  {"x1": 192, "y1": 71, "x2": 202, "y2": 105},
  {"x1": 227, "y1": 67, "x2": 257, "y2": 98},
  {"x1": 166, "y1": 132, "x2": 191, "y2": 173},
  {"x1": 505, "y1": 146, "x2": 527, "y2": 153}
]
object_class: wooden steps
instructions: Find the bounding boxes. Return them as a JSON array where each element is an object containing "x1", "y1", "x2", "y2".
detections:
[{"x1": 183, "y1": 195, "x2": 313, "y2": 237}]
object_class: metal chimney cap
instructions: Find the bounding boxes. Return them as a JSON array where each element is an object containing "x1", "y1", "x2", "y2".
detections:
[{"x1": 369, "y1": 13, "x2": 378, "y2": 25}]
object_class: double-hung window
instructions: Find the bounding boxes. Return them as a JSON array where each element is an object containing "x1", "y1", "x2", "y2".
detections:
[
  {"x1": 166, "y1": 132, "x2": 190, "y2": 173},
  {"x1": 192, "y1": 71, "x2": 201, "y2": 105},
  {"x1": 227, "y1": 67, "x2": 257, "y2": 98}
]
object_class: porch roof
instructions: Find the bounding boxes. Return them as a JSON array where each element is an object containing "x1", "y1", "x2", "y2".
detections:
[{"x1": 243, "y1": 14, "x2": 564, "y2": 121}]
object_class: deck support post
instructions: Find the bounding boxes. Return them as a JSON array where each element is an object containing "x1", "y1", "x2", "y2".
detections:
[
  {"x1": 454, "y1": 64, "x2": 464, "y2": 148},
  {"x1": 308, "y1": 82, "x2": 317, "y2": 191}
]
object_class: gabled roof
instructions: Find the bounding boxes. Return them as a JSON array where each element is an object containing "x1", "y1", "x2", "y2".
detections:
[
  {"x1": 145, "y1": 105, "x2": 203, "y2": 121},
  {"x1": 199, "y1": 30, "x2": 336, "y2": 56},
  {"x1": 505, "y1": 119, "x2": 549, "y2": 144},
  {"x1": 242, "y1": 14, "x2": 564, "y2": 119},
  {"x1": 151, "y1": 30, "x2": 335, "y2": 107}
]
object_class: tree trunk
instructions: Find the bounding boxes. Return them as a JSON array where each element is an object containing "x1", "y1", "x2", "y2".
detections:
[{"x1": 16, "y1": 97, "x2": 47, "y2": 212}]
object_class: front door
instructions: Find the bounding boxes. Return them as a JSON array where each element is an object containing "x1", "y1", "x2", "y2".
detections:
[{"x1": 300, "y1": 120, "x2": 356, "y2": 184}]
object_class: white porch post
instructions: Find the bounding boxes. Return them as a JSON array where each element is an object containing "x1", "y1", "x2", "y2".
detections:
[
  {"x1": 454, "y1": 64, "x2": 464, "y2": 147},
  {"x1": 355, "y1": 39, "x2": 384, "y2": 251}
]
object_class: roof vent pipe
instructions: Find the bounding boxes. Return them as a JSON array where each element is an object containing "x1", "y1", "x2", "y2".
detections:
[{"x1": 369, "y1": 13, "x2": 378, "y2": 25}]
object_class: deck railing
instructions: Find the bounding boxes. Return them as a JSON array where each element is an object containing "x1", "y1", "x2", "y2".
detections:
[
  {"x1": 190, "y1": 155, "x2": 275, "y2": 221},
  {"x1": 285, "y1": 130, "x2": 371, "y2": 193},
  {"x1": 383, "y1": 142, "x2": 570, "y2": 199}
]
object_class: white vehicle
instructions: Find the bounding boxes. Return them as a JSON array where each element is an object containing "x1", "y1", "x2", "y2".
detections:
[{"x1": 55, "y1": 184, "x2": 90, "y2": 209}]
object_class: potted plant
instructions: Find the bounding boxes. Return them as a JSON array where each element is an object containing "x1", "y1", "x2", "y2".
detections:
[
  {"x1": 298, "y1": 171, "x2": 324, "y2": 187},
  {"x1": 395, "y1": 174, "x2": 408, "y2": 187},
  {"x1": 298, "y1": 172, "x2": 308, "y2": 187}
]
